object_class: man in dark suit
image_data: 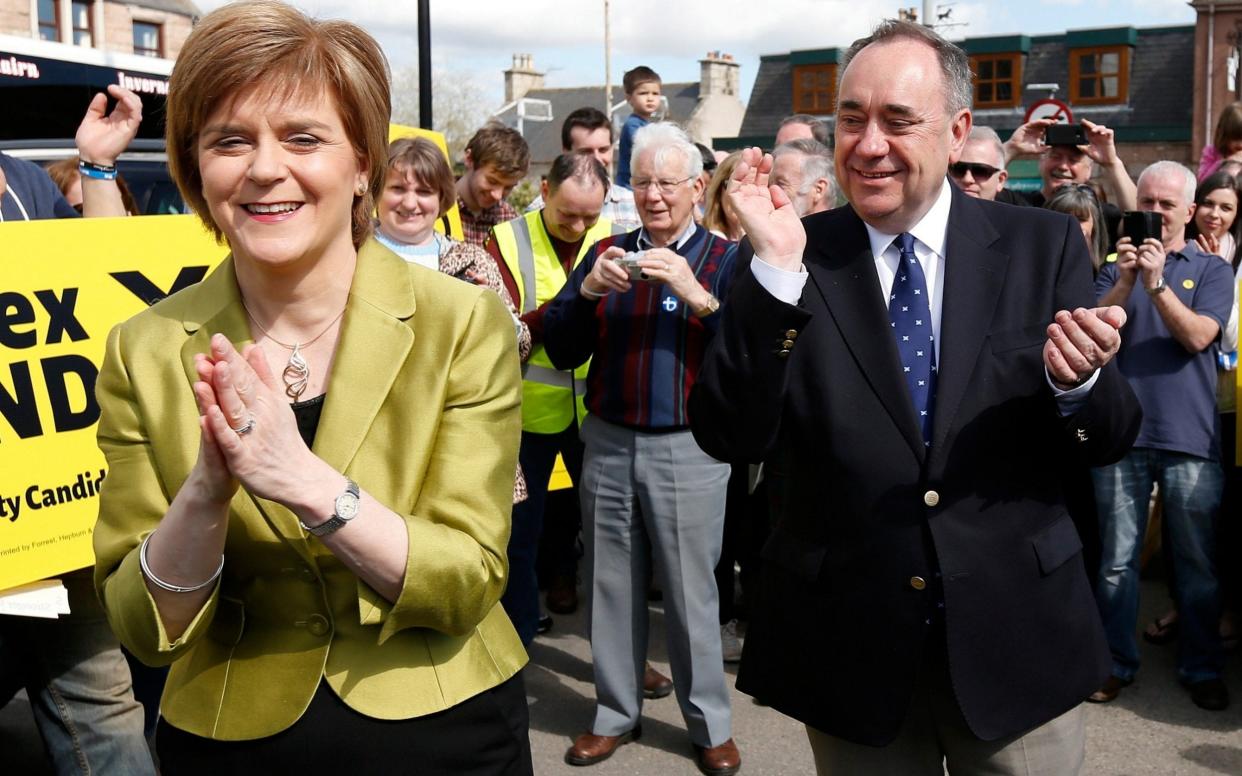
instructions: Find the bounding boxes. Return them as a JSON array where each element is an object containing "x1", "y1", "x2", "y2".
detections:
[{"x1": 689, "y1": 19, "x2": 1141, "y2": 774}]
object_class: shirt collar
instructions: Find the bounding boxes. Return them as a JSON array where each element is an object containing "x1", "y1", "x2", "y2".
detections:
[
  {"x1": 606, "y1": 184, "x2": 630, "y2": 204},
  {"x1": 638, "y1": 218, "x2": 698, "y2": 250},
  {"x1": 863, "y1": 179, "x2": 953, "y2": 260},
  {"x1": 1168, "y1": 239, "x2": 1199, "y2": 262}
]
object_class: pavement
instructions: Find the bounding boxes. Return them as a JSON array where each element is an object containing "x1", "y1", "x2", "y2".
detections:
[{"x1": 2, "y1": 578, "x2": 1240, "y2": 775}]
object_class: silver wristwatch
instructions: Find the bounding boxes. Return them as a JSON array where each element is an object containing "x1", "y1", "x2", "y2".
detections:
[
  {"x1": 300, "y1": 478, "x2": 360, "y2": 537},
  {"x1": 1145, "y1": 276, "x2": 1167, "y2": 296}
]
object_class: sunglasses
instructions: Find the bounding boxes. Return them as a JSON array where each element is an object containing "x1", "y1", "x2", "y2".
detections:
[{"x1": 948, "y1": 161, "x2": 1001, "y2": 181}]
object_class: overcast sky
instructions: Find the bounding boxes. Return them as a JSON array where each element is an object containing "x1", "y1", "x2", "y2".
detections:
[{"x1": 194, "y1": 0, "x2": 1196, "y2": 108}]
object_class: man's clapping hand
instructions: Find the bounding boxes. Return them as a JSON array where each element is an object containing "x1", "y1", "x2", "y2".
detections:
[{"x1": 725, "y1": 147, "x2": 806, "y2": 271}]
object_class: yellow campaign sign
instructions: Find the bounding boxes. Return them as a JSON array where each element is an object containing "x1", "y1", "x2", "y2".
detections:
[{"x1": 0, "y1": 215, "x2": 227, "y2": 591}]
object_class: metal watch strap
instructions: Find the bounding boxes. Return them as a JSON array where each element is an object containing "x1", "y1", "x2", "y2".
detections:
[
  {"x1": 695, "y1": 293, "x2": 720, "y2": 318},
  {"x1": 1146, "y1": 276, "x2": 1167, "y2": 296},
  {"x1": 299, "y1": 478, "x2": 360, "y2": 537}
]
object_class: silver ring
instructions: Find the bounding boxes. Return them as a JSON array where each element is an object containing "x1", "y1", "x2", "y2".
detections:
[
  {"x1": 232, "y1": 416, "x2": 256, "y2": 435},
  {"x1": 662, "y1": 262, "x2": 669, "y2": 270}
]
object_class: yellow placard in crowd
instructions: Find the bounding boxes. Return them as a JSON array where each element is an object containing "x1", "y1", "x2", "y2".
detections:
[{"x1": 0, "y1": 215, "x2": 228, "y2": 592}]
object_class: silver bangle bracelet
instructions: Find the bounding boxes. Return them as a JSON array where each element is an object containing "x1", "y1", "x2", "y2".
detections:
[
  {"x1": 580, "y1": 284, "x2": 606, "y2": 299},
  {"x1": 139, "y1": 533, "x2": 224, "y2": 594}
]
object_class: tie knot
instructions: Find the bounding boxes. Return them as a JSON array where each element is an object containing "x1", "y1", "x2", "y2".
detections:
[{"x1": 896, "y1": 232, "x2": 916, "y2": 256}]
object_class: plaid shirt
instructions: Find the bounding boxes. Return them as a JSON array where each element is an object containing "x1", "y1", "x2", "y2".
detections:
[
  {"x1": 542, "y1": 222, "x2": 737, "y2": 430},
  {"x1": 458, "y1": 194, "x2": 519, "y2": 247}
]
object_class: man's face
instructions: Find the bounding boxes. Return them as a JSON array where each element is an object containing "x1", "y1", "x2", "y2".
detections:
[
  {"x1": 567, "y1": 126, "x2": 613, "y2": 169},
  {"x1": 948, "y1": 139, "x2": 1007, "y2": 200},
  {"x1": 631, "y1": 148, "x2": 701, "y2": 239},
  {"x1": 1039, "y1": 145, "x2": 1092, "y2": 198},
  {"x1": 771, "y1": 152, "x2": 808, "y2": 214},
  {"x1": 1137, "y1": 170, "x2": 1194, "y2": 250},
  {"x1": 772, "y1": 152, "x2": 832, "y2": 216},
  {"x1": 541, "y1": 176, "x2": 605, "y2": 243},
  {"x1": 834, "y1": 38, "x2": 970, "y2": 233},
  {"x1": 461, "y1": 152, "x2": 522, "y2": 212},
  {"x1": 775, "y1": 121, "x2": 815, "y2": 147}
]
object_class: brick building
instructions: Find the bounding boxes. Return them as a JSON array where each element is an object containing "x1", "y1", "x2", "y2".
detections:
[
  {"x1": 725, "y1": 24, "x2": 1197, "y2": 195},
  {"x1": 0, "y1": 0, "x2": 197, "y2": 139}
]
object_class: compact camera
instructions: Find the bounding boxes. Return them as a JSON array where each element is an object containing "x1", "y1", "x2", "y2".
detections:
[{"x1": 613, "y1": 250, "x2": 648, "y2": 280}]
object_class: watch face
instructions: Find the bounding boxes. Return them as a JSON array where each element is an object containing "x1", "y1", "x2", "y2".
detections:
[{"x1": 335, "y1": 492, "x2": 360, "y2": 520}]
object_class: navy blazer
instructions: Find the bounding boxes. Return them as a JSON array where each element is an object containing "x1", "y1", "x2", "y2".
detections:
[{"x1": 689, "y1": 185, "x2": 1141, "y2": 745}]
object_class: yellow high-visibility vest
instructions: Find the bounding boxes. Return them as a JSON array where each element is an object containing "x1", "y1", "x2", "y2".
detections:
[{"x1": 493, "y1": 210, "x2": 623, "y2": 433}]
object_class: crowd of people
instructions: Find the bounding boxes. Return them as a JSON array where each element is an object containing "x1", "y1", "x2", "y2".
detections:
[{"x1": 0, "y1": 3, "x2": 1238, "y2": 775}]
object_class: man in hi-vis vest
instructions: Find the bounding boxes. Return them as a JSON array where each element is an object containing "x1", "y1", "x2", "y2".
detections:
[{"x1": 487, "y1": 152, "x2": 623, "y2": 645}]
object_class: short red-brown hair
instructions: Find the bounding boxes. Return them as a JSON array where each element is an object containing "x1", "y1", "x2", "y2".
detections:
[{"x1": 165, "y1": 0, "x2": 391, "y2": 247}]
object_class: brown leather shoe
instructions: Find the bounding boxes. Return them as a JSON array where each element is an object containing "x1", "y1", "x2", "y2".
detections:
[
  {"x1": 564, "y1": 725, "x2": 641, "y2": 766},
  {"x1": 546, "y1": 574, "x2": 579, "y2": 614},
  {"x1": 695, "y1": 738, "x2": 741, "y2": 776},
  {"x1": 642, "y1": 663, "x2": 673, "y2": 699},
  {"x1": 1087, "y1": 675, "x2": 1131, "y2": 703}
]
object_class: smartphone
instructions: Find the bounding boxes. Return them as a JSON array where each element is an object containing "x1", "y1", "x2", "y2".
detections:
[
  {"x1": 613, "y1": 251, "x2": 647, "y2": 280},
  {"x1": 1044, "y1": 123, "x2": 1087, "y2": 147},
  {"x1": 1122, "y1": 211, "x2": 1162, "y2": 244}
]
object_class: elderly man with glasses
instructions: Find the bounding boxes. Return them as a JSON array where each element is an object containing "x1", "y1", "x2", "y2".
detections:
[
  {"x1": 948, "y1": 126, "x2": 1009, "y2": 201},
  {"x1": 543, "y1": 122, "x2": 741, "y2": 776}
]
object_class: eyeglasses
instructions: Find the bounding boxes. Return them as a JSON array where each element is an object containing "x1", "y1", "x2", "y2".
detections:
[
  {"x1": 948, "y1": 162, "x2": 1001, "y2": 181},
  {"x1": 1070, "y1": 183, "x2": 1099, "y2": 201},
  {"x1": 631, "y1": 177, "x2": 692, "y2": 195}
]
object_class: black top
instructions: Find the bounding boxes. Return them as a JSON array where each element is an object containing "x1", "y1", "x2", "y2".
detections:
[{"x1": 291, "y1": 394, "x2": 326, "y2": 448}]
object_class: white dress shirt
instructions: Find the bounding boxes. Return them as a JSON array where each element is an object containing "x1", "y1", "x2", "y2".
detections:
[{"x1": 748, "y1": 180, "x2": 1096, "y2": 414}]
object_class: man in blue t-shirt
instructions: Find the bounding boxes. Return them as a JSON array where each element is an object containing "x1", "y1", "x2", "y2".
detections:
[
  {"x1": 1092, "y1": 161, "x2": 1235, "y2": 712},
  {"x1": 0, "y1": 151, "x2": 80, "y2": 221}
]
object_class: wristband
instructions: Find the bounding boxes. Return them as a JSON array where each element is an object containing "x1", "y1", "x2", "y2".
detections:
[
  {"x1": 580, "y1": 284, "x2": 606, "y2": 299},
  {"x1": 78, "y1": 159, "x2": 118, "y2": 181}
]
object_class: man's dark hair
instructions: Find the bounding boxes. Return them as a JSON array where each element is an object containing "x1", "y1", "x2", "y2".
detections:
[
  {"x1": 547, "y1": 151, "x2": 610, "y2": 195},
  {"x1": 840, "y1": 18, "x2": 972, "y2": 115},
  {"x1": 623, "y1": 66, "x2": 661, "y2": 94},
  {"x1": 779, "y1": 114, "x2": 829, "y2": 145},
  {"x1": 695, "y1": 143, "x2": 718, "y2": 173},
  {"x1": 465, "y1": 121, "x2": 530, "y2": 177},
  {"x1": 561, "y1": 107, "x2": 612, "y2": 151}
]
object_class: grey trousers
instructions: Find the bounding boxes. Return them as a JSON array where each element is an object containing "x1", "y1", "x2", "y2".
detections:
[
  {"x1": 578, "y1": 415, "x2": 733, "y2": 747},
  {"x1": 806, "y1": 632, "x2": 1085, "y2": 776}
]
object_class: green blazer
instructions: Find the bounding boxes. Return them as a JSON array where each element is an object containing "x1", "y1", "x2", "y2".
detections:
[{"x1": 93, "y1": 239, "x2": 526, "y2": 740}]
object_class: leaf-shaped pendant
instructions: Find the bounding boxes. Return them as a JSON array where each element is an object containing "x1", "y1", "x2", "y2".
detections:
[{"x1": 284, "y1": 343, "x2": 310, "y2": 400}]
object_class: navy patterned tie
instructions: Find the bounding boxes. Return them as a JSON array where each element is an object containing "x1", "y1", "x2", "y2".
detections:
[{"x1": 890, "y1": 233, "x2": 936, "y2": 447}]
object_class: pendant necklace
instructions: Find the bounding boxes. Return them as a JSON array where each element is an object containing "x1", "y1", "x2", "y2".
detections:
[{"x1": 242, "y1": 300, "x2": 346, "y2": 400}]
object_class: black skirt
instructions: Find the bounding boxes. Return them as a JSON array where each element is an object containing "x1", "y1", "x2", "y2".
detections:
[{"x1": 155, "y1": 671, "x2": 532, "y2": 775}]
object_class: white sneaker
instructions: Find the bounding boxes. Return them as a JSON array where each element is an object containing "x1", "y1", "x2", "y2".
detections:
[{"x1": 721, "y1": 619, "x2": 743, "y2": 663}]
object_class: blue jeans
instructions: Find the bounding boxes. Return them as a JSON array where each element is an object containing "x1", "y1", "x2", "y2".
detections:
[
  {"x1": 0, "y1": 570, "x2": 155, "y2": 775},
  {"x1": 1093, "y1": 449, "x2": 1225, "y2": 683},
  {"x1": 501, "y1": 426, "x2": 584, "y2": 645}
]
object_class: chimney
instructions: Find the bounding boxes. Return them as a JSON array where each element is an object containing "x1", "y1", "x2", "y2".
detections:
[
  {"x1": 504, "y1": 53, "x2": 545, "y2": 103},
  {"x1": 699, "y1": 51, "x2": 740, "y2": 98}
]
